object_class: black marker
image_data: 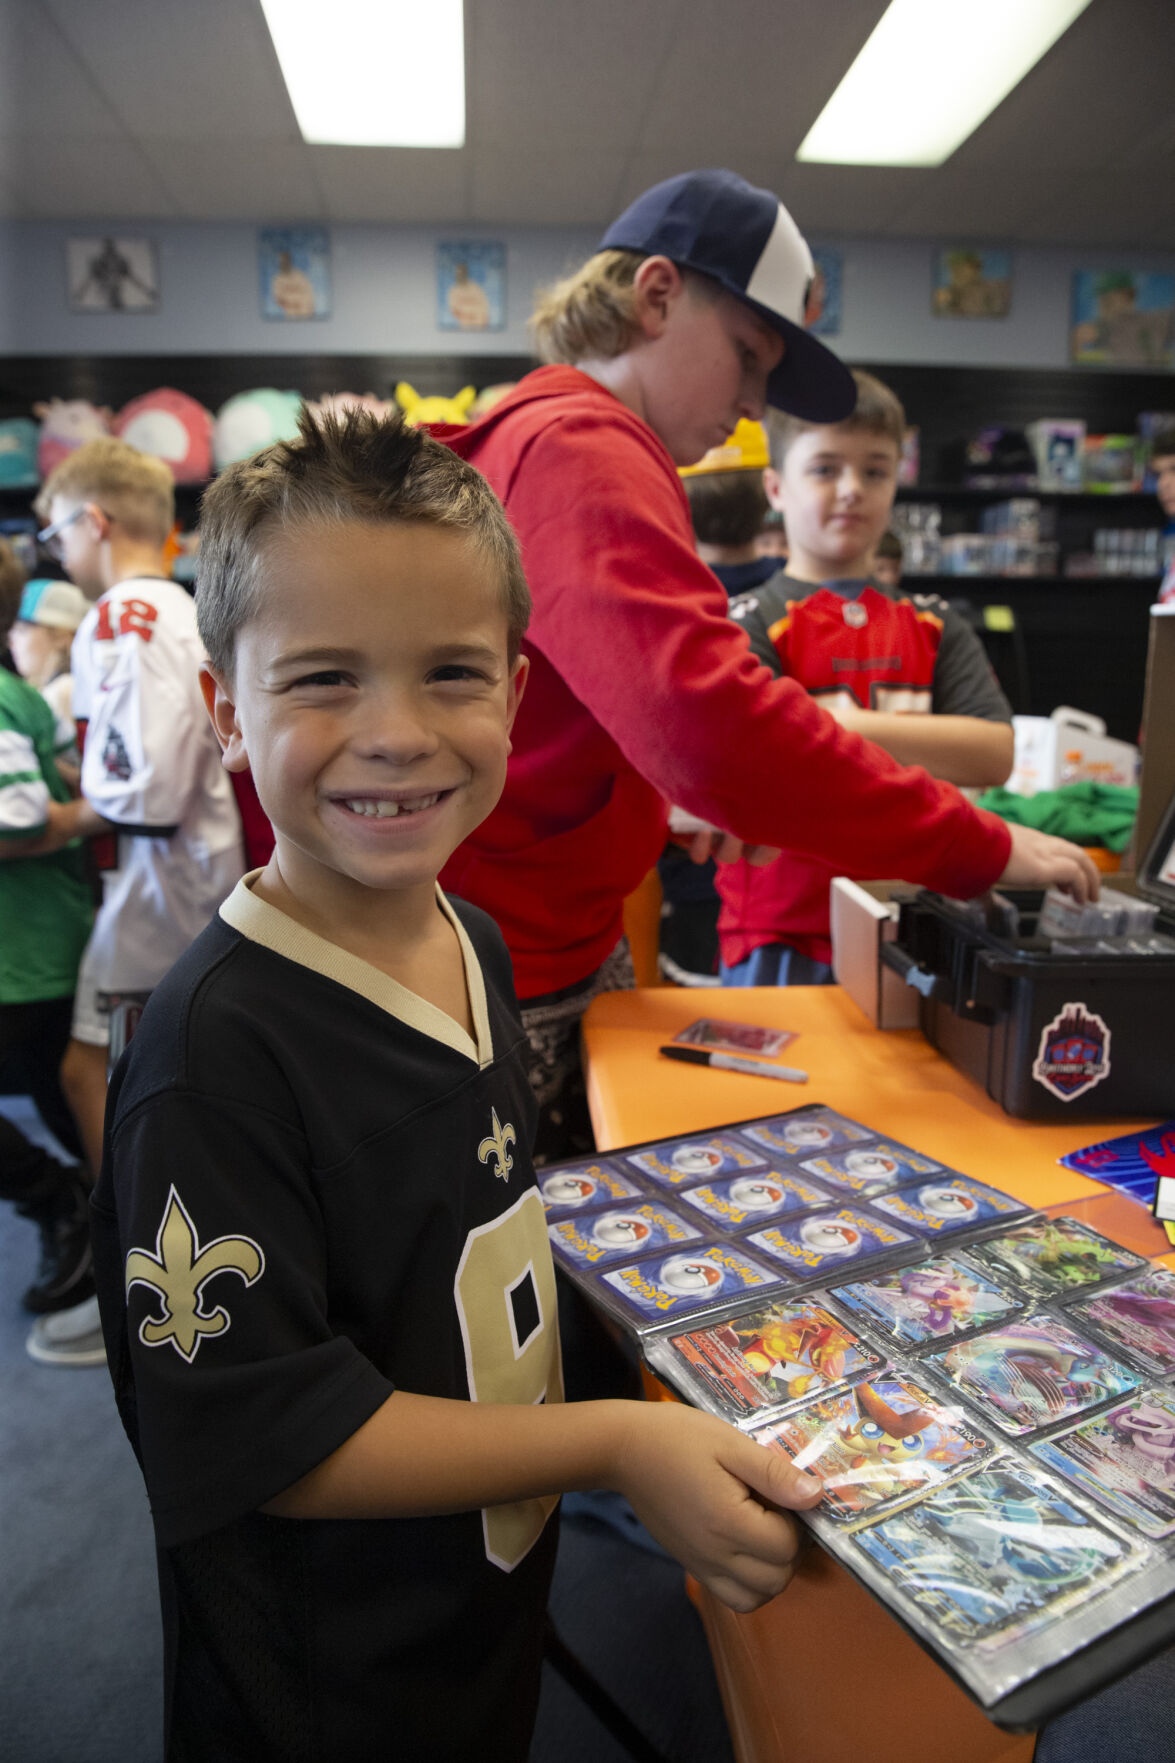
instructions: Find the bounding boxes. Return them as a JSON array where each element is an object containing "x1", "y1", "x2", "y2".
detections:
[{"x1": 659, "y1": 1046, "x2": 808, "y2": 1084}]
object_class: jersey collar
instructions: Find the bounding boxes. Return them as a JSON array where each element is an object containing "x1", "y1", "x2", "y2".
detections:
[{"x1": 219, "y1": 873, "x2": 493, "y2": 1068}]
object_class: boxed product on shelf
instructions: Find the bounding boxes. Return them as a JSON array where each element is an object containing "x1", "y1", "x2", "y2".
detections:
[
  {"x1": 1084, "y1": 435, "x2": 1142, "y2": 493},
  {"x1": 963, "y1": 426, "x2": 1037, "y2": 491},
  {"x1": 551, "y1": 1102, "x2": 1175, "y2": 1726},
  {"x1": 1027, "y1": 420, "x2": 1086, "y2": 491},
  {"x1": 1006, "y1": 706, "x2": 1139, "y2": 795}
]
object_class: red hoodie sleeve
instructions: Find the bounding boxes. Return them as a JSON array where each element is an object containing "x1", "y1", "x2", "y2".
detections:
[{"x1": 507, "y1": 408, "x2": 1011, "y2": 898}]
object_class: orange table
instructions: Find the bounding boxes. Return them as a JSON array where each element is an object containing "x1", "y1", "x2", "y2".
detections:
[{"x1": 580, "y1": 985, "x2": 1173, "y2": 1763}]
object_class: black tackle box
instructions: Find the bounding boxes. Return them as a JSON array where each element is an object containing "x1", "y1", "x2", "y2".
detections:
[{"x1": 882, "y1": 790, "x2": 1175, "y2": 1120}]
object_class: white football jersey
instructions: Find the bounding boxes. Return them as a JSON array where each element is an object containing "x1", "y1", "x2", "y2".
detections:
[{"x1": 72, "y1": 576, "x2": 244, "y2": 993}]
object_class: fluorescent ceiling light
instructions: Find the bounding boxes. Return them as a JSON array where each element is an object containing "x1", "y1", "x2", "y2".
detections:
[
  {"x1": 260, "y1": 0, "x2": 465, "y2": 147},
  {"x1": 797, "y1": 0, "x2": 1092, "y2": 166}
]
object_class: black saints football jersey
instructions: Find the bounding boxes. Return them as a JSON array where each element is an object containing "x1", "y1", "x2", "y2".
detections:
[{"x1": 92, "y1": 879, "x2": 562, "y2": 1762}]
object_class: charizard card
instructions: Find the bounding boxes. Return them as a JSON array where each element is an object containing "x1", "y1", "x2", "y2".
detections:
[
  {"x1": 596, "y1": 1240, "x2": 784, "y2": 1323},
  {"x1": 966, "y1": 1217, "x2": 1148, "y2": 1296},
  {"x1": 548, "y1": 1200, "x2": 702, "y2": 1270},
  {"x1": 868, "y1": 1177, "x2": 1030, "y2": 1238},
  {"x1": 746, "y1": 1206, "x2": 916, "y2": 1278},
  {"x1": 1063, "y1": 1267, "x2": 1175, "y2": 1375},
  {"x1": 926, "y1": 1313, "x2": 1139, "y2": 1436},
  {"x1": 658, "y1": 1295, "x2": 884, "y2": 1422},
  {"x1": 798, "y1": 1141, "x2": 942, "y2": 1197},
  {"x1": 676, "y1": 1170, "x2": 834, "y2": 1230},
  {"x1": 1032, "y1": 1388, "x2": 1175, "y2": 1538},
  {"x1": 852, "y1": 1459, "x2": 1136, "y2": 1643},
  {"x1": 625, "y1": 1133, "x2": 770, "y2": 1188},
  {"x1": 829, "y1": 1253, "x2": 1023, "y2": 1349},
  {"x1": 538, "y1": 1160, "x2": 646, "y2": 1219},
  {"x1": 738, "y1": 1108, "x2": 873, "y2": 1160},
  {"x1": 754, "y1": 1372, "x2": 990, "y2": 1523}
]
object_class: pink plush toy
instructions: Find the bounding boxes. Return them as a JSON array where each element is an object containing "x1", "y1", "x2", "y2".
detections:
[
  {"x1": 33, "y1": 398, "x2": 113, "y2": 480},
  {"x1": 113, "y1": 387, "x2": 214, "y2": 484},
  {"x1": 307, "y1": 391, "x2": 396, "y2": 423}
]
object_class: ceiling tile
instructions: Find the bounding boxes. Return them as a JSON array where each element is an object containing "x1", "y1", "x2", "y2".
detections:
[
  {"x1": 143, "y1": 139, "x2": 325, "y2": 221},
  {"x1": 2, "y1": 136, "x2": 176, "y2": 217},
  {"x1": 1, "y1": 0, "x2": 130, "y2": 139},
  {"x1": 471, "y1": 149, "x2": 630, "y2": 226},
  {"x1": 775, "y1": 163, "x2": 927, "y2": 237},
  {"x1": 42, "y1": 0, "x2": 299, "y2": 142},
  {"x1": 308, "y1": 147, "x2": 470, "y2": 224}
]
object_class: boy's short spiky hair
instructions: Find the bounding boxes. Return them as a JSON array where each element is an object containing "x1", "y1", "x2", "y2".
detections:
[
  {"x1": 34, "y1": 437, "x2": 175, "y2": 545},
  {"x1": 195, "y1": 407, "x2": 531, "y2": 676},
  {"x1": 768, "y1": 369, "x2": 905, "y2": 470}
]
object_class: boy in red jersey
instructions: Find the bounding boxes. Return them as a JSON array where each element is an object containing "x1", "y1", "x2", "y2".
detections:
[{"x1": 719, "y1": 370, "x2": 1015, "y2": 984}]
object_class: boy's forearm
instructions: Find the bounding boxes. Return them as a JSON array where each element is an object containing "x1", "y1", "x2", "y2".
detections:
[
  {"x1": 261, "y1": 1390, "x2": 635, "y2": 1520},
  {"x1": 0, "y1": 796, "x2": 111, "y2": 858},
  {"x1": 829, "y1": 709, "x2": 1014, "y2": 787}
]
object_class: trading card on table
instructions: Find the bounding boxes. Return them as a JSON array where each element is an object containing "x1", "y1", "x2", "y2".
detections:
[
  {"x1": 738, "y1": 1107, "x2": 874, "y2": 1159},
  {"x1": 538, "y1": 1159, "x2": 646, "y2": 1219},
  {"x1": 1064, "y1": 1267, "x2": 1175, "y2": 1374},
  {"x1": 672, "y1": 1018, "x2": 796, "y2": 1057},
  {"x1": 658, "y1": 1294, "x2": 884, "y2": 1422},
  {"x1": 548, "y1": 1200, "x2": 703, "y2": 1271},
  {"x1": 596, "y1": 1240, "x2": 785, "y2": 1325},
  {"x1": 798, "y1": 1141, "x2": 943, "y2": 1198},
  {"x1": 967, "y1": 1216, "x2": 1149, "y2": 1296},
  {"x1": 746, "y1": 1206, "x2": 917, "y2": 1279},
  {"x1": 927, "y1": 1313, "x2": 1139, "y2": 1436},
  {"x1": 754, "y1": 1371, "x2": 990, "y2": 1523},
  {"x1": 830, "y1": 1252, "x2": 1024, "y2": 1349},
  {"x1": 1032, "y1": 1387, "x2": 1175, "y2": 1539},
  {"x1": 677, "y1": 1170, "x2": 835, "y2": 1230},
  {"x1": 625, "y1": 1132, "x2": 769, "y2": 1188},
  {"x1": 851, "y1": 1459, "x2": 1137, "y2": 1644},
  {"x1": 868, "y1": 1177, "x2": 1031, "y2": 1239}
]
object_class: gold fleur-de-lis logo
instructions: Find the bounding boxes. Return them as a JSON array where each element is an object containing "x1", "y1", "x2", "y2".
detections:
[
  {"x1": 124, "y1": 1185, "x2": 265, "y2": 1364},
  {"x1": 477, "y1": 1108, "x2": 516, "y2": 1182}
]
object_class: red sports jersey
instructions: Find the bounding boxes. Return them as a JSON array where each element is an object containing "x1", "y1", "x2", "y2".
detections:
[{"x1": 718, "y1": 576, "x2": 1011, "y2": 967}]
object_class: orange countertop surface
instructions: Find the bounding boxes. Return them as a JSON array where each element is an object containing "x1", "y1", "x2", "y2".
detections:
[{"x1": 579, "y1": 985, "x2": 1174, "y2": 1763}]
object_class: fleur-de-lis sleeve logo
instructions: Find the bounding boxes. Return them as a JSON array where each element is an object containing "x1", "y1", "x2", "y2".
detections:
[
  {"x1": 477, "y1": 1108, "x2": 517, "y2": 1183},
  {"x1": 124, "y1": 1185, "x2": 265, "y2": 1363}
]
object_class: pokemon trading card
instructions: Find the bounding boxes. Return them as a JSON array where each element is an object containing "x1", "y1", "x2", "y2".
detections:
[
  {"x1": 927, "y1": 1313, "x2": 1139, "y2": 1436},
  {"x1": 625, "y1": 1133, "x2": 769, "y2": 1188},
  {"x1": 830, "y1": 1253, "x2": 1023, "y2": 1349},
  {"x1": 738, "y1": 1108, "x2": 874, "y2": 1159},
  {"x1": 867, "y1": 1177, "x2": 1030, "y2": 1238},
  {"x1": 596, "y1": 1240, "x2": 785, "y2": 1324},
  {"x1": 966, "y1": 1217, "x2": 1148, "y2": 1297},
  {"x1": 676, "y1": 1170, "x2": 834, "y2": 1230},
  {"x1": 672, "y1": 1018, "x2": 795, "y2": 1057},
  {"x1": 851, "y1": 1459, "x2": 1137, "y2": 1644},
  {"x1": 798, "y1": 1141, "x2": 943, "y2": 1197},
  {"x1": 1063, "y1": 1267, "x2": 1175, "y2": 1375},
  {"x1": 754, "y1": 1372, "x2": 990, "y2": 1523},
  {"x1": 538, "y1": 1160, "x2": 646, "y2": 1219},
  {"x1": 746, "y1": 1206, "x2": 916, "y2": 1279},
  {"x1": 659, "y1": 1295, "x2": 884, "y2": 1422},
  {"x1": 1032, "y1": 1388, "x2": 1175, "y2": 1539},
  {"x1": 548, "y1": 1201, "x2": 702, "y2": 1271}
]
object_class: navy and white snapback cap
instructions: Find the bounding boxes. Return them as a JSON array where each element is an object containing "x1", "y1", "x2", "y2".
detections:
[{"x1": 600, "y1": 168, "x2": 856, "y2": 422}]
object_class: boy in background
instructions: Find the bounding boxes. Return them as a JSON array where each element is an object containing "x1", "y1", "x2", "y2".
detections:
[
  {"x1": 0, "y1": 540, "x2": 94, "y2": 1319},
  {"x1": 91, "y1": 411, "x2": 821, "y2": 1762},
  {"x1": 680, "y1": 419, "x2": 776, "y2": 598},
  {"x1": 28, "y1": 440, "x2": 243, "y2": 1366},
  {"x1": 719, "y1": 371, "x2": 1014, "y2": 984},
  {"x1": 871, "y1": 529, "x2": 903, "y2": 591},
  {"x1": 8, "y1": 576, "x2": 90, "y2": 749},
  {"x1": 1150, "y1": 423, "x2": 1175, "y2": 604}
]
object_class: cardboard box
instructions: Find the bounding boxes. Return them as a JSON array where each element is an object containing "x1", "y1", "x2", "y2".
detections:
[
  {"x1": 1006, "y1": 707, "x2": 1139, "y2": 796},
  {"x1": 829, "y1": 879, "x2": 920, "y2": 1029}
]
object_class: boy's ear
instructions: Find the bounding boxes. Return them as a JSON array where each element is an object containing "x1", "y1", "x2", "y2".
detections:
[
  {"x1": 199, "y1": 666, "x2": 251, "y2": 773},
  {"x1": 763, "y1": 466, "x2": 784, "y2": 512},
  {"x1": 504, "y1": 653, "x2": 529, "y2": 752},
  {"x1": 631, "y1": 255, "x2": 686, "y2": 339}
]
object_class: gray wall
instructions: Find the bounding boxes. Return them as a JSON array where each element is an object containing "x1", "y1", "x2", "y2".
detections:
[{"x1": 3, "y1": 217, "x2": 1175, "y2": 378}]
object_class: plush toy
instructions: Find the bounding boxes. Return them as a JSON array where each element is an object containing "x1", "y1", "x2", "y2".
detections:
[
  {"x1": 212, "y1": 389, "x2": 304, "y2": 470},
  {"x1": 113, "y1": 388, "x2": 214, "y2": 484},
  {"x1": 468, "y1": 383, "x2": 517, "y2": 420},
  {"x1": 0, "y1": 417, "x2": 40, "y2": 488},
  {"x1": 394, "y1": 383, "x2": 477, "y2": 427},
  {"x1": 33, "y1": 398, "x2": 113, "y2": 479},
  {"x1": 307, "y1": 391, "x2": 396, "y2": 424}
]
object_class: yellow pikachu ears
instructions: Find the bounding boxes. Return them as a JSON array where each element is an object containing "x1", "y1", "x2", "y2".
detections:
[{"x1": 394, "y1": 382, "x2": 477, "y2": 426}]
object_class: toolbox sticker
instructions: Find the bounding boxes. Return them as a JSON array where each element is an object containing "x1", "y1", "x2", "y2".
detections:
[{"x1": 1032, "y1": 1002, "x2": 1112, "y2": 1103}]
